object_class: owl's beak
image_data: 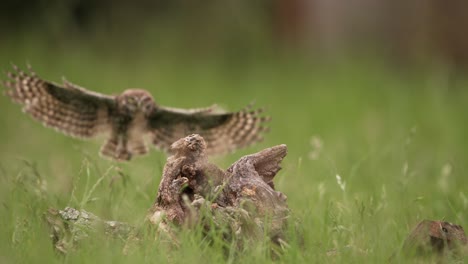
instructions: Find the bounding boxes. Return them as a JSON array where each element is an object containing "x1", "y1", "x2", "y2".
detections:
[
  {"x1": 138, "y1": 98, "x2": 148, "y2": 107},
  {"x1": 134, "y1": 99, "x2": 143, "y2": 110}
]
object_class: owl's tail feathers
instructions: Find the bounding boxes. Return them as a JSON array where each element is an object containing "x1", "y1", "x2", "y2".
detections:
[
  {"x1": 100, "y1": 136, "x2": 132, "y2": 161},
  {"x1": 128, "y1": 137, "x2": 149, "y2": 156},
  {"x1": 100, "y1": 135, "x2": 148, "y2": 161}
]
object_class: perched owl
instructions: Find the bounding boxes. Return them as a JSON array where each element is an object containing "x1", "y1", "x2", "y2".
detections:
[{"x1": 2, "y1": 64, "x2": 269, "y2": 161}]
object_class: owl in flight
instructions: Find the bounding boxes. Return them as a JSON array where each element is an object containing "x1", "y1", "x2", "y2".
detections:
[{"x1": 2, "y1": 64, "x2": 269, "y2": 161}]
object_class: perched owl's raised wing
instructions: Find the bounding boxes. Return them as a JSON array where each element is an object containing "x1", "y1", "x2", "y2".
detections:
[
  {"x1": 2, "y1": 65, "x2": 117, "y2": 138},
  {"x1": 148, "y1": 104, "x2": 270, "y2": 155}
]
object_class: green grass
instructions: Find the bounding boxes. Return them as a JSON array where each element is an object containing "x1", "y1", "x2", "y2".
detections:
[{"x1": 1, "y1": 34, "x2": 468, "y2": 263}]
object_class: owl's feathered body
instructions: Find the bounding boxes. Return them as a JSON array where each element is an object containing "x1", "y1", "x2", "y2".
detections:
[{"x1": 2, "y1": 65, "x2": 269, "y2": 161}]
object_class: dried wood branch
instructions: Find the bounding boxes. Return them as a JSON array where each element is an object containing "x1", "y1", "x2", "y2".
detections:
[
  {"x1": 148, "y1": 134, "x2": 290, "y2": 247},
  {"x1": 46, "y1": 134, "x2": 291, "y2": 253}
]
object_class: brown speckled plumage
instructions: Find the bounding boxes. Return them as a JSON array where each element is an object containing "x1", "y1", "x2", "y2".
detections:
[
  {"x1": 402, "y1": 220, "x2": 468, "y2": 255},
  {"x1": 2, "y1": 64, "x2": 270, "y2": 161}
]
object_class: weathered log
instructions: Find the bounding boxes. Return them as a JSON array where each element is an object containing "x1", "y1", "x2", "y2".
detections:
[
  {"x1": 148, "y1": 134, "x2": 290, "y2": 247},
  {"x1": 46, "y1": 134, "x2": 290, "y2": 253},
  {"x1": 44, "y1": 207, "x2": 134, "y2": 254}
]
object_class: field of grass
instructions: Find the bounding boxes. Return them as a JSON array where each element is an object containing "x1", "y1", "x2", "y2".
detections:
[{"x1": 1, "y1": 34, "x2": 468, "y2": 263}]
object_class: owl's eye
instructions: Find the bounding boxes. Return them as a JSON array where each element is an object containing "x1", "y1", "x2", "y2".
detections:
[
  {"x1": 141, "y1": 100, "x2": 155, "y2": 112},
  {"x1": 127, "y1": 97, "x2": 136, "y2": 104}
]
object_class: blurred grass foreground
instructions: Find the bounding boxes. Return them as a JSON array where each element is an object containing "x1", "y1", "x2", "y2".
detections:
[{"x1": 1, "y1": 1, "x2": 468, "y2": 263}]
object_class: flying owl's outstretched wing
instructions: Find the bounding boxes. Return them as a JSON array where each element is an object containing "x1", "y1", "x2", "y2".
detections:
[
  {"x1": 2, "y1": 65, "x2": 117, "y2": 138},
  {"x1": 148, "y1": 104, "x2": 270, "y2": 155}
]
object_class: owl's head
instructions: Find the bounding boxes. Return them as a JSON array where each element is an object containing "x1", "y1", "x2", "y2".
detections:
[
  {"x1": 118, "y1": 89, "x2": 156, "y2": 115},
  {"x1": 170, "y1": 134, "x2": 207, "y2": 158}
]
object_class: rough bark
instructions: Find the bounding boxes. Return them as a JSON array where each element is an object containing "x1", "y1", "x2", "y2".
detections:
[
  {"x1": 46, "y1": 134, "x2": 290, "y2": 253},
  {"x1": 44, "y1": 207, "x2": 134, "y2": 254},
  {"x1": 148, "y1": 134, "x2": 290, "y2": 247}
]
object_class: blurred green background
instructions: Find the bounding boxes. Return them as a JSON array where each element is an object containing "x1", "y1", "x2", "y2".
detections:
[{"x1": 1, "y1": 1, "x2": 468, "y2": 263}]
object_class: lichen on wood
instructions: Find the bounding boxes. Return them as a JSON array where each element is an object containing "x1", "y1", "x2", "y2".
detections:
[
  {"x1": 45, "y1": 207, "x2": 134, "y2": 253},
  {"x1": 46, "y1": 134, "x2": 291, "y2": 253}
]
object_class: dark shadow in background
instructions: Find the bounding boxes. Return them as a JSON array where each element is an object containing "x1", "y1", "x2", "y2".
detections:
[{"x1": 1, "y1": 0, "x2": 468, "y2": 72}]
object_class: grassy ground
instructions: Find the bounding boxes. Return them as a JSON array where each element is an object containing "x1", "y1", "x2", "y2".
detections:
[{"x1": 1, "y1": 35, "x2": 468, "y2": 263}]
